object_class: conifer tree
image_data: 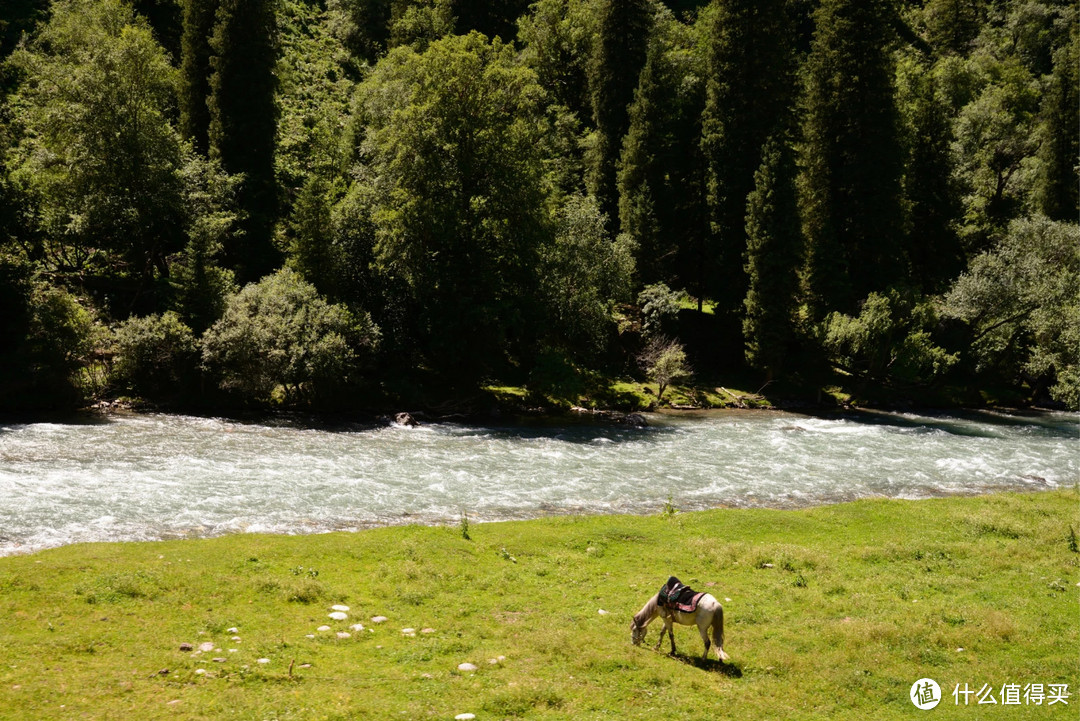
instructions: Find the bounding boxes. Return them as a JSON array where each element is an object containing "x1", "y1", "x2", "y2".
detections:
[
  {"x1": 1036, "y1": 30, "x2": 1079, "y2": 222},
  {"x1": 700, "y1": 0, "x2": 794, "y2": 321},
  {"x1": 900, "y1": 57, "x2": 963, "y2": 293},
  {"x1": 588, "y1": 0, "x2": 652, "y2": 229},
  {"x1": 179, "y1": 0, "x2": 217, "y2": 155},
  {"x1": 208, "y1": 0, "x2": 280, "y2": 283},
  {"x1": 799, "y1": 0, "x2": 906, "y2": 318},
  {"x1": 618, "y1": 29, "x2": 708, "y2": 293},
  {"x1": 743, "y1": 133, "x2": 801, "y2": 377}
]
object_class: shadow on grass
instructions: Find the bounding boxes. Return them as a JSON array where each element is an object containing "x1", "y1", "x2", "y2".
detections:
[{"x1": 665, "y1": 651, "x2": 744, "y2": 677}]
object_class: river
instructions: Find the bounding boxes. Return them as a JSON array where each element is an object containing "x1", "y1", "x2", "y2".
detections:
[{"x1": 0, "y1": 408, "x2": 1075, "y2": 555}]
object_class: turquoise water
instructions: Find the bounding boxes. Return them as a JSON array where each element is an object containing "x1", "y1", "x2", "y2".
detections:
[{"x1": 0, "y1": 408, "x2": 1075, "y2": 555}]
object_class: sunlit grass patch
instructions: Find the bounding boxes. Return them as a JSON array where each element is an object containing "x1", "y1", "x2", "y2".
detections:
[{"x1": 0, "y1": 491, "x2": 1075, "y2": 719}]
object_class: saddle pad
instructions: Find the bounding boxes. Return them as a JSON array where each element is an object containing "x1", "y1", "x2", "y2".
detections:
[{"x1": 667, "y1": 591, "x2": 705, "y2": 614}]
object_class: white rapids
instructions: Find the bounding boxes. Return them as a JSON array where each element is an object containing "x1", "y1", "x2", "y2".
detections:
[{"x1": 0, "y1": 408, "x2": 1075, "y2": 555}]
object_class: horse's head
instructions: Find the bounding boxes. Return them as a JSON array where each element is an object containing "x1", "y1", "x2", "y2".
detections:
[{"x1": 630, "y1": 619, "x2": 646, "y2": 646}]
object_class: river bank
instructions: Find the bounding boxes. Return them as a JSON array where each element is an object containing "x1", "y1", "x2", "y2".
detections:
[{"x1": 0, "y1": 490, "x2": 1075, "y2": 719}]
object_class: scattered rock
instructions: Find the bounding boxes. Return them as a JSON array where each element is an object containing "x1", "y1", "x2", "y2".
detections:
[
  {"x1": 194, "y1": 669, "x2": 206, "y2": 676},
  {"x1": 328, "y1": 612, "x2": 348, "y2": 621},
  {"x1": 761, "y1": 563, "x2": 774, "y2": 569},
  {"x1": 457, "y1": 663, "x2": 478, "y2": 672},
  {"x1": 336, "y1": 632, "x2": 351, "y2": 639},
  {"x1": 420, "y1": 673, "x2": 434, "y2": 679},
  {"x1": 198, "y1": 642, "x2": 215, "y2": 652},
  {"x1": 956, "y1": 648, "x2": 965, "y2": 652},
  {"x1": 395, "y1": 412, "x2": 418, "y2": 427},
  {"x1": 317, "y1": 625, "x2": 332, "y2": 632},
  {"x1": 624, "y1": 413, "x2": 648, "y2": 427},
  {"x1": 299, "y1": 664, "x2": 312, "y2": 669},
  {"x1": 725, "y1": 597, "x2": 732, "y2": 602},
  {"x1": 256, "y1": 658, "x2": 270, "y2": 665},
  {"x1": 455, "y1": 714, "x2": 476, "y2": 721},
  {"x1": 421, "y1": 628, "x2": 435, "y2": 634},
  {"x1": 228, "y1": 649, "x2": 238, "y2": 653},
  {"x1": 179, "y1": 643, "x2": 194, "y2": 652},
  {"x1": 167, "y1": 700, "x2": 181, "y2": 706},
  {"x1": 497, "y1": 655, "x2": 506, "y2": 661},
  {"x1": 212, "y1": 657, "x2": 226, "y2": 663},
  {"x1": 371, "y1": 616, "x2": 388, "y2": 624},
  {"x1": 227, "y1": 627, "x2": 239, "y2": 634},
  {"x1": 305, "y1": 634, "x2": 315, "y2": 639},
  {"x1": 597, "y1": 609, "x2": 609, "y2": 615},
  {"x1": 230, "y1": 636, "x2": 241, "y2": 642},
  {"x1": 488, "y1": 658, "x2": 500, "y2": 665},
  {"x1": 331, "y1": 604, "x2": 350, "y2": 612}
]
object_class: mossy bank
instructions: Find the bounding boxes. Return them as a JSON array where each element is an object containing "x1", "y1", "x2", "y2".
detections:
[{"x1": 1, "y1": 490, "x2": 1077, "y2": 720}]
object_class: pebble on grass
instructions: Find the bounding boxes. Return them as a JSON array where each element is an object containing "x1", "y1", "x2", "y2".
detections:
[
  {"x1": 198, "y1": 642, "x2": 214, "y2": 653},
  {"x1": 195, "y1": 669, "x2": 206, "y2": 676},
  {"x1": 371, "y1": 616, "x2": 388, "y2": 623},
  {"x1": 317, "y1": 625, "x2": 332, "y2": 632},
  {"x1": 329, "y1": 612, "x2": 348, "y2": 621},
  {"x1": 256, "y1": 658, "x2": 270, "y2": 665},
  {"x1": 457, "y1": 663, "x2": 478, "y2": 672},
  {"x1": 350, "y1": 624, "x2": 365, "y2": 632},
  {"x1": 402, "y1": 628, "x2": 416, "y2": 636},
  {"x1": 227, "y1": 627, "x2": 239, "y2": 634},
  {"x1": 332, "y1": 605, "x2": 350, "y2": 612},
  {"x1": 421, "y1": 628, "x2": 435, "y2": 634},
  {"x1": 337, "y1": 632, "x2": 351, "y2": 639},
  {"x1": 455, "y1": 714, "x2": 476, "y2": 720},
  {"x1": 598, "y1": 609, "x2": 609, "y2": 615}
]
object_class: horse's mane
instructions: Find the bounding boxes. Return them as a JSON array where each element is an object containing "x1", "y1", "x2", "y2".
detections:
[{"x1": 633, "y1": 593, "x2": 659, "y2": 627}]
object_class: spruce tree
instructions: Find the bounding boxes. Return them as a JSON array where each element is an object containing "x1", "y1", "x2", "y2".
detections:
[
  {"x1": 1037, "y1": 30, "x2": 1079, "y2": 222},
  {"x1": 588, "y1": 0, "x2": 652, "y2": 229},
  {"x1": 618, "y1": 32, "x2": 708, "y2": 293},
  {"x1": 900, "y1": 58, "x2": 963, "y2": 293},
  {"x1": 743, "y1": 133, "x2": 802, "y2": 377},
  {"x1": 179, "y1": 0, "x2": 217, "y2": 155},
  {"x1": 799, "y1": 0, "x2": 906, "y2": 318},
  {"x1": 208, "y1": 0, "x2": 280, "y2": 283},
  {"x1": 699, "y1": 0, "x2": 794, "y2": 322}
]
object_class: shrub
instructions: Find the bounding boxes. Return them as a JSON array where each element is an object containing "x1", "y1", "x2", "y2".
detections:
[
  {"x1": 113, "y1": 312, "x2": 198, "y2": 399},
  {"x1": 201, "y1": 268, "x2": 379, "y2": 403}
]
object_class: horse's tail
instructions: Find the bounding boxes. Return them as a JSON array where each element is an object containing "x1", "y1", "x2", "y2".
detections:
[{"x1": 712, "y1": 604, "x2": 730, "y2": 662}]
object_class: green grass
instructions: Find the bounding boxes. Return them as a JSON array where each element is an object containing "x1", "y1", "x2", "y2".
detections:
[{"x1": 1, "y1": 491, "x2": 1077, "y2": 719}]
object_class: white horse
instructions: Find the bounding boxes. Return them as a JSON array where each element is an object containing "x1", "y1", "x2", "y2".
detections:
[{"x1": 630, "y1": 592, "x2": 730, "y2": 662}]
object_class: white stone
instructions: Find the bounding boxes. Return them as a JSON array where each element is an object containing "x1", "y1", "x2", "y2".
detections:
[
  {"x1": 329, "y1": 612, "x2": 348, "y2": 621},
  {"x1": 371, "y1": 616, "x2": 388, "y2": 624},
  {"x1": 227, "y1": 627, "x2": 239, "y2": 634},
  {"x1": 331, "y1": 604, "x2": 350, "y2": 612},
  {"x1": 350, "y1": 624, "x2": 365, "y2": 632},
  {"x1": 194, "y1": 669, "x2": 206, "y2": 675},
  {"x1": 305, "y1": 634, "x2": 315, "y2": 639},
  {"x1": 421, "y1": 628, "x2": 435, "y2": 634},
  {"x1": 457, "y1": 663, "x2": 478, "y2": 672},
  {"x1": 229, "y1": 649, "x2": 238, "y2": 653},
  {"x1": 317, "y1": 625, "x2": 332, "y2": 632},
  {"x1": 725, "y1": 598, "x2": 732, "y2": 602},
  {"x1": 230, "y1": 636, "x2": 241, "y2": 642},
  {"x1": 336, "y1": 632, "x2": 351, "y2": 639},
  {"x1": 598, "y1": 609, "x2": 609, "y2": 615},
  {"x1": 455, "y1": 714, "x2": 476, "y2": 720},
  {"x1": 401, "y1": 628, "x2": 415, "y2": 634},
  {"x1": 256, "y1": 658, "x2": 270, "y2": 665},
  {"x1": 198, "y1": 642, "x2": 214, "y2": 652}
]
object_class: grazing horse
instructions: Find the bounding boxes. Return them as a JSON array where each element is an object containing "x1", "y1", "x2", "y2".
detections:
[{"x1": 630, "y1": 591, "x2": 730, "y2": 662}]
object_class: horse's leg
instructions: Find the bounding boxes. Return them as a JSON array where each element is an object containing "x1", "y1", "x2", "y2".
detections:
[
  {"x1": 652, "y1": 615, "x2": 666, "y2": 652},
  {"x1": 698, "y1": 615, "x2": 711, "y2": 661},
  {"x1": 667, "y1": 617, "x2": 677, "y2": 656}
]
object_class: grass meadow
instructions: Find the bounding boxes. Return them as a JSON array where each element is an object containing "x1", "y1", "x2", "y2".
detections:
[{"x1": 0, "y1": 490, "x2": 1076, "y2": 719}]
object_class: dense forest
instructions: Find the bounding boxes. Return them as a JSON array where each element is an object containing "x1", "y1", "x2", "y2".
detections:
[{"x1": 0, "y1": 0, "x2": 1076, "y2": 413}]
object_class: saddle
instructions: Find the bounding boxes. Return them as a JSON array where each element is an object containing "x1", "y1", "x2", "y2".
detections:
[{"x1": 657, "y1": 576, "x2": 705, "y2": 614}]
